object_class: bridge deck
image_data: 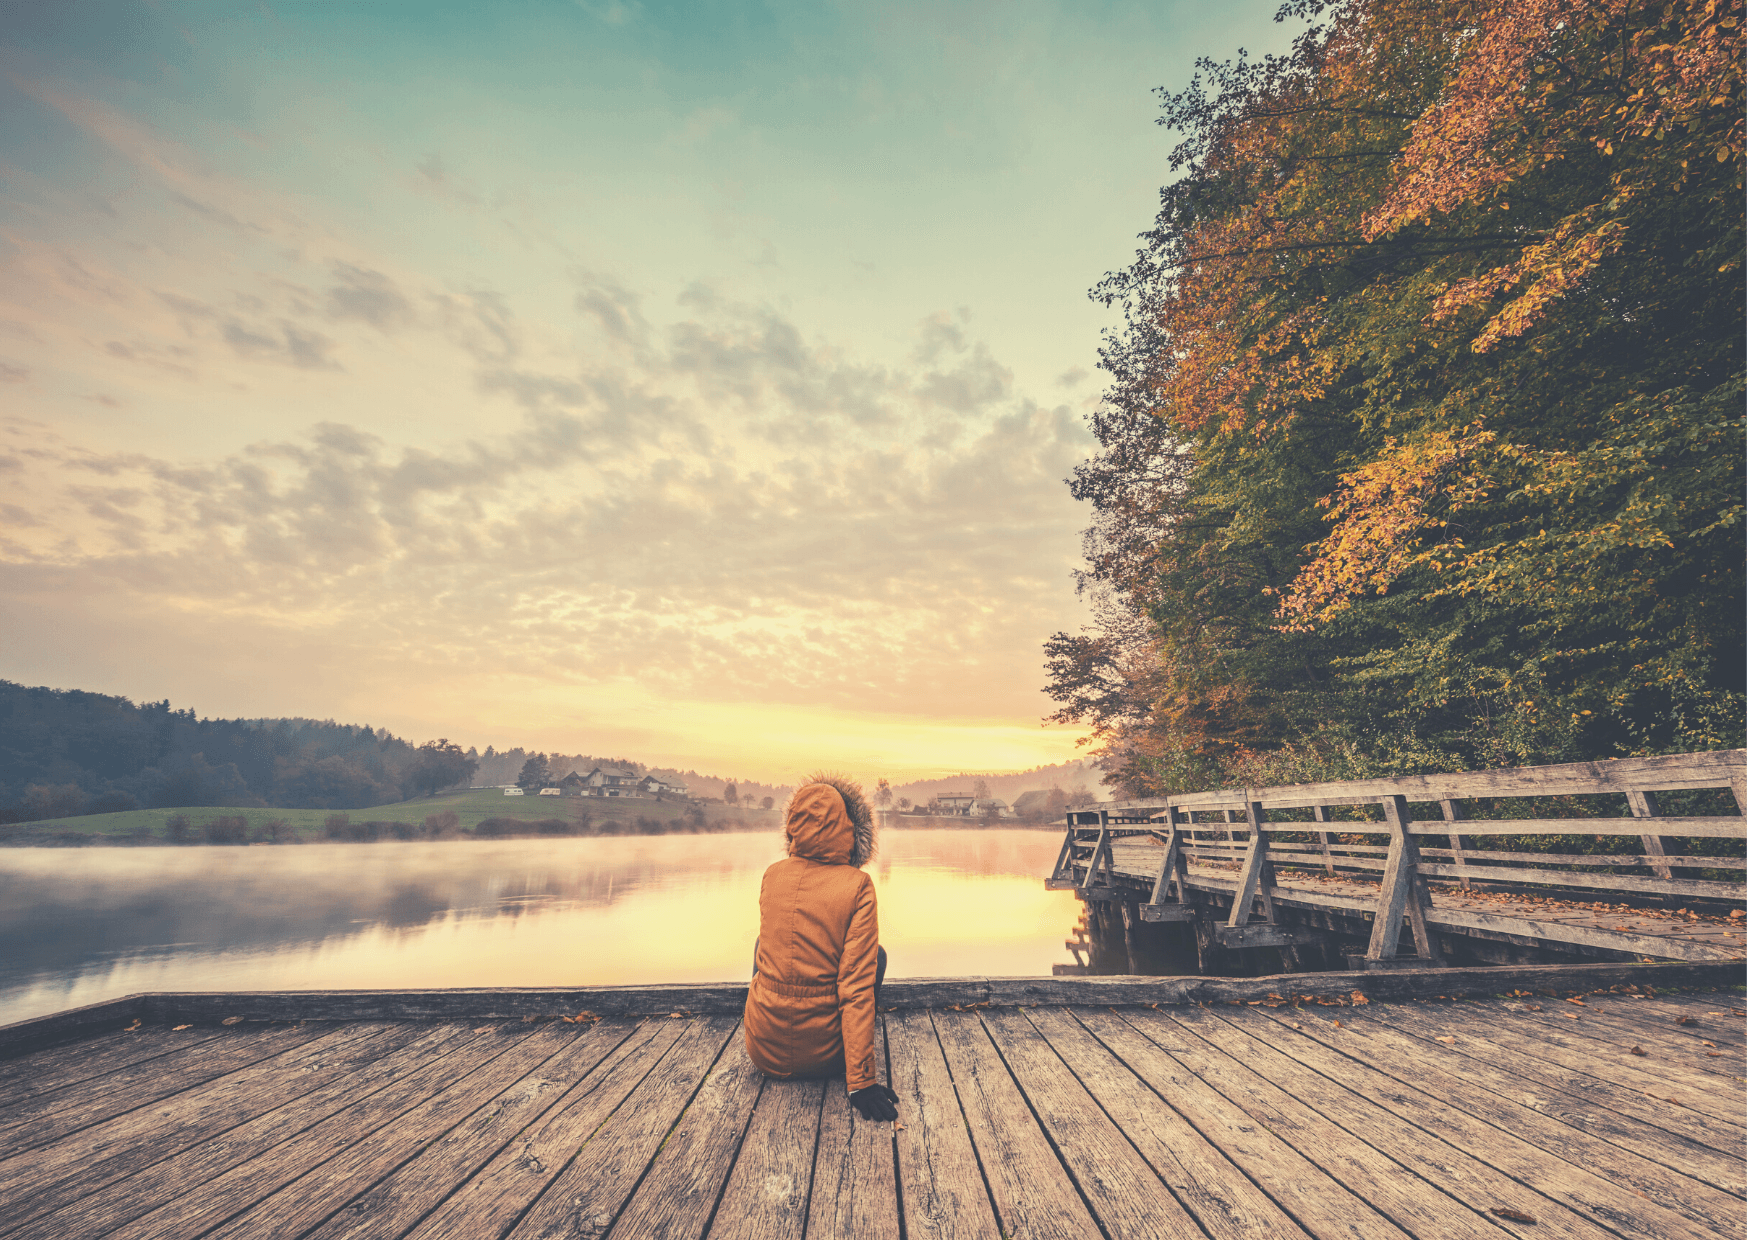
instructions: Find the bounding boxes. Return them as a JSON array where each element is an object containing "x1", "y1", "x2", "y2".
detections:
[
  {"x1": 1085, "y1": 843, "x2": 1748, "y2": 962},
  {"x1": 1, "y1": 991, "x2": 1742, "y2": 1239}
]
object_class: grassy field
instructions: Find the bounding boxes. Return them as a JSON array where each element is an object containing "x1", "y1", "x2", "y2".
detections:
[{"x1": 0, "y1": 788, "x2": 780, "y2": 844}]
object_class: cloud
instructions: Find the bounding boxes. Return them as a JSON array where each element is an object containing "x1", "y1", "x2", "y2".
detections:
[
  {"x1": 326, "y1": 264, "x2": 414, "y2": 330},
  {"x1": 8, "y1": 288, "x2": 1091, "y2": 729}
]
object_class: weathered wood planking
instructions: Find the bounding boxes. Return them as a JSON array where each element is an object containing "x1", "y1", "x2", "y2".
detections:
[
  {"x1": 0, "y1": 1022, "x2": 408, "y2": 1233},
  {"x1": 0, "y1": 1023, "x2": 488, "y2": 1240},
  {"x1": 1237, "y1": 1006, "x2": 1732, "y2": 1239},
  {"x1": 4, "y1": 991, "x2": 1742, "y2": 1240},
  {"x1": 1100, "y1": 748, "x2": 1746, "y2": 813},
  {"x1": 402, "y1": 1017, "x2": 706, "y2": 1240},
  {"x1": 805, "y1": 1024, "x2": 901, "y2": 1240}
]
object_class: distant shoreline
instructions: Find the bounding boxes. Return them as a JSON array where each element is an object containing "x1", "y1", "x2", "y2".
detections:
[{"x1": 0, "y1": 790, "x2": 1069, "y2": 847}]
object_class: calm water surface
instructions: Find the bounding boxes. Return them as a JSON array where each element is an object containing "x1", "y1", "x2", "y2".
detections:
[{"x1": 0, "y1": 830, "x2": 1084, "y2": 1025}]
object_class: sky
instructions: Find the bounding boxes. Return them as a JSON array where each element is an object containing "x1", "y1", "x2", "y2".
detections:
[{"x1": 0, "y1": 0, "x2": 1296, "y2": 785}]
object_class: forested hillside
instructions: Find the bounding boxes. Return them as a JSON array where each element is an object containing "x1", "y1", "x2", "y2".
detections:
[
  {"x1": 0, "y1": 681, "x2": 476, "y2": 820},
  {"x1": 1050, "y1": 0, "x2": 1744, "y2": 795}
]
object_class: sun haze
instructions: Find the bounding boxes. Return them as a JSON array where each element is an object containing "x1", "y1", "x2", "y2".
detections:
[{"x1": 0, "y1": 1, "x2": 1293, "y2": 784}]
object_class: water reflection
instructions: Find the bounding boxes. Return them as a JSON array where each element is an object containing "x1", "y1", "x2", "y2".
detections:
[{"x1": 0, "y1": 830, "x2": 1085, "y2": 1024}]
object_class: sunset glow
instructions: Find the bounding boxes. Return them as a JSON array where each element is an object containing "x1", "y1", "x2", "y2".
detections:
[{"x1": 1, "y1": 2, "x2": 1294, "y2": 781}]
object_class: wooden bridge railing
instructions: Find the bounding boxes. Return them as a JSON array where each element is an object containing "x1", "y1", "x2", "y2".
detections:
[{"x1": 1047, "y1": 749, "x2": 1746, "y2": 967}]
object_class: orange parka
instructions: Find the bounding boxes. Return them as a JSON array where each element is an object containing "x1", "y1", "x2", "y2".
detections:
[{"x1": 743, "y1": 779, "x2": 880, "y2": 1094}]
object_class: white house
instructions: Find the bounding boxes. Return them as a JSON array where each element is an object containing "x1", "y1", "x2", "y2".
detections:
[
  {"x1": 582, "y1": 765, "x2": 642, "y2": 796},
  {"x1": 638, "y1": 773, "x2": 688, "y2": 798},
  {"x1": 502, "y1": 787, "x2": 525, "y2": 796}
]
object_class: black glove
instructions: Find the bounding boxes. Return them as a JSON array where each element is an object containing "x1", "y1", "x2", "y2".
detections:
[{"x1": 849, "y1": 1083, "x2": 899, "y2": 1122}]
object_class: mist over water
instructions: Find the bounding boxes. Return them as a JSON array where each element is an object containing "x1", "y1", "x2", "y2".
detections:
[{"x1": 0, "y1": 830, "x2": 1084, "y2": 1025}]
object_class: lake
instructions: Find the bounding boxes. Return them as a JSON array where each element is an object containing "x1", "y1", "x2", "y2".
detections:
[{"x1": 0, "y1": 829, "x2": 1090, "y2": 1026}]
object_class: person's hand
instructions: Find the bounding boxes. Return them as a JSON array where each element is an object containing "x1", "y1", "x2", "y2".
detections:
[{"x1": 849, "y1": 1083, "x2": 899, "y2": 1122}]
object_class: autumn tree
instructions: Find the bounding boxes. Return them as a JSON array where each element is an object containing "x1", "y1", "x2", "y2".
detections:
[{"x1": 1052, "y1": 0, "x2": 1744, "y2": 793}]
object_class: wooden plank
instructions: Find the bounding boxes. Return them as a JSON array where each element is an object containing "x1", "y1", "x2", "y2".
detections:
[
  {"x1": 0, "y1": 1023, "x2": 301, "y2": 1131},
  {"x1": 0, "y1": 1023, "x2": 333, "y2": 1159},
  {"x1": 90, "y1": 1024, "x2": 541, "y2": 1240},
  {"x1": 706, "y1": 1078, "x2": 826, "y2": 1240},
  {"x1": 1362, "y1": 1006, "x2": 1746, "y2": 1186},
  {"x1": 1400, "y1": 999, "x2": 1748, "y2": 1125},
  {"x1": 1200, "y1": 1006, "x2": 1691, "y2": 1240},
  {"x1": 1460, "y1": 1004, "x2": 1748, "y2": 1116},
  {"x1": 194, "y1": 1024, "x2": 587, "y2": 1240},
  {"x1": 1, "y1": 1023, "x2": 490, "y2": 1240},
  {"x1": 1533, "y1": 996, "x2": 1748, "y2": 1064},
  {"x1": 977, "y1": 1009, "x2": 1208, "y2": 1240},
  {"x1": 1415, "y1": 863, "x2": 1744, "y2": 899},
  {"x1": 405, "y1": 1017, "x2": 712, "y2": 1240},
  {"x1": 1274, "y1": 1005, "x2": 1746, "y2": 1227},
  {"x1": 298, "y1": 1017, "x2": 646, "y2": 1240},
  {"x1": 1241, "y1": 1005, "x2": 1740, "y2": 1240},
  {"x1": 0, "y1": 1026, "x2": 227, "y2": 1103},
  {"x1": 1403, "y1": 816, "x2": 1745, "y2": 839},
  {"x1": 1020, "y1": 1009, "x2": 1312, "y2": 1240},
  {"x1": 884, "y1": 1010, "x2": 1000, "y2": 1240},
  {"x1": 805, "y1": 1021, "x2": 901, "y2": 1240},
  {"x1": 599, "y1": 1030, "x2": 766, "y2": 1240},
  {"x1": 1103, "y1": 750, "x2": 1747, "y2": 813},
  {"x1": 1134, "y1": 1008, "x2": 1540, "y2": 1240},
  {"x1": 0, "y1": 1022, "x2": 406, "y2": 1231},
  {"x1": 928, "y1": 1009, "x2": 1101, "y2": 1239},
  {"x1": 1070, "y1": 1008, "x2": 1413, "y2": 1239}
]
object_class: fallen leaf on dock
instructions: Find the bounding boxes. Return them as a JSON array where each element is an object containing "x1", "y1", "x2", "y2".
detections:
[
  {"x1": 1564, "y1": 997, "x2": 1586, "y2": 1007},
  {"x1": 1706, "y1": 1051, "x2": 1723, "y2": 1057},
  {"x1": 561, "y1": 1011, "x2": 600, "y2": 1024},
  {"x1": 1291, "y1": 1022, "x2": 1304, "y2": 1029},
  {"x1": 123, "y1": 1018, "x2": 141, "y2": 1032},
  {"x1": 1702, "y1": 1040, "x2": 1716, "y2": 1047},
  {"x1": 1350, "y1": 991, "x2": 1369, "y2": 1005},
  {"x1": 172, "y1": 1024, "x2": 191, "y2": 1031},
  {"x1": 1331, "y1": 1019, "x2": 1342, "y2": 1028},
  {"x1": 1628, "y1": 1046, "x2": 1646, "y2": 1056},
  {"x1": 221, "y1": 1016, "x2": 244, "y2": 1026},
  {"x1": 1489, "y1": 1206, "x2": 1536, "y2": 1223},
  {"x1": 1436, "y1": 1036, "x2": 1456, "y2": 1044},
  {"x1": 1561, "y1": 1012, "x2": 1580, "y2": 1020},
  {"x1": 1674, "y1": 1015, "x2": 1696, "y2": 1025}
]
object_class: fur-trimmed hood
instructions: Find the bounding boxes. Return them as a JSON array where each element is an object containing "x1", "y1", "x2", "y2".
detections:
[{"x1": 783, "y1": 772, "x2": 876, "y2": 868}]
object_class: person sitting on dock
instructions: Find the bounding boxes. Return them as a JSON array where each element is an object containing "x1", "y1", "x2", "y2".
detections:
[{"x1": 744, "y1": 774, "x2": 899, "y2": 1122}]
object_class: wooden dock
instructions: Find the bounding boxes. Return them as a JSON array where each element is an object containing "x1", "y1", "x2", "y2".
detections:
[{"x1": 0, "y1": 979, "x2": 1742, "y2": 1239}]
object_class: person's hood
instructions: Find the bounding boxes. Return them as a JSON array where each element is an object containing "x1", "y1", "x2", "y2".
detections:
[{"x1": 783, "y1": 773, "x2": 876, "y2": 867}]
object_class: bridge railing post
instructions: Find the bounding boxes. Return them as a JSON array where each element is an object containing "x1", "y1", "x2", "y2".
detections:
[
  {"x1": 1441, "y1": 798, "x2": 1469, "y2": 889},
  {"x1": 1365, "y1": 794, "x2": 1444, "y2": 965}
]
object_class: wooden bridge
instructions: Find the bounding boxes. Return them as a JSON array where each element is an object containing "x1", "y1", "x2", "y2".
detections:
[
  {"x1": 1046, "y1": 750, "x2": 1747, "y2": 973},
  {"x1": 0, "y1": 968, "x2": 1741, "y2": 1240}
]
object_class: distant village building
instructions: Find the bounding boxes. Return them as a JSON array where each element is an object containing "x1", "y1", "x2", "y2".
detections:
[
  {"x1": 639, "y1": 773, "x2": 688, "y2": 798},
  {"x1": 930, "y1": 794, "x2": 1012, "y2": 818},
  {"x1": 583, "y1": 765, "x2": 640, "y2": 796},
  {"x1": 538, "y1": 787, "x2": 563, "y2": 796}
]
